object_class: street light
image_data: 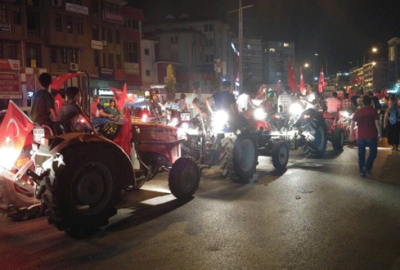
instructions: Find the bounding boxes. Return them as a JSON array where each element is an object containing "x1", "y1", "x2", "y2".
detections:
[
  {"x1": 372, "y1": 61, "x2": 377, "y2": 66},
  {"x1": 315, "y1": 53, "x2": 319, "y2": 56},
  {"x1": 364, "y1": 47, "x2": 378, "y2": 64},
  {"x1": 304, "y1": 63, "x2": 310, "y2": 68}
]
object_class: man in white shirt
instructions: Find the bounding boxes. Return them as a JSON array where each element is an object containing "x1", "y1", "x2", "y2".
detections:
[
  {"x1": 186, "y1": 81, "x2": 206, "y2": 117},
  {"x1": 325, "y1": 91, "x2": 341, "y2": 117},
  {"x1": 277, "y1": 87, "x2": 293, "y2": 114}
]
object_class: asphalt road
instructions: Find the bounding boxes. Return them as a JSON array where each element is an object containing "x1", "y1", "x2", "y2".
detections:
[{"x1": 1, "y1": 144, "x2": 400, "y2": 270}]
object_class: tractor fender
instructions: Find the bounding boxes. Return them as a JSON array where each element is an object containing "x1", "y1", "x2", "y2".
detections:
[{"x1": 35, "y1": 132, "x2": 135, "y2": 189}]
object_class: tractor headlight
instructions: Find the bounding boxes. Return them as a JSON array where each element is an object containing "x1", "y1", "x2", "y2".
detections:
[
  {"x1": 289, "y1": 103, "x2": 303, "y2": 116},
  {"x1": 340, "y1": 111, "x2": 350, "y2": 118},
  {"x1": 253, "y1": 108, "x2": 267, "y2": 120},
  {"x1": 212, "y1": 111, "x2": 229, "y2": 132}
]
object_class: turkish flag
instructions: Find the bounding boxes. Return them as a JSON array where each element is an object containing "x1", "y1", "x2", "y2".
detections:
[
  {"x1": 318, "y1": 66, "x2": 325, "y2": 94},
  {"x1": 113, "y1": 106, "x2": 132, "y2": 156},
  {"x1": 110, "y1": 83, "x2": 127, "y2": 111},
  {"x1": 300, "y1": 67, "x2": 306, "y2": 95},
  {"x1": 287, "y1": 58, "x2": 297, "y2": 93},
  {"x1": 51, "y1": 73, "x2": 83, "y2": 91},
  {"x1": 0, "y1": 101, "x2": 34, "y2": 170},
  {"x1": 275, "y1": 81, "x2": 281, "y2": 95},
  {"x1": 54, "y1": 94, "x2": 65, "y2": 111}
]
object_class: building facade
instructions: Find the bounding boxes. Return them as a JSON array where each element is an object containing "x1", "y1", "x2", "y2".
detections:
[
  {"x1": 363, "y1": 61, "x2": 388, "y2": 93},
  {"x1": 262, "y1": 41, "x2": 295, "y2": 87},
  {"x1": 0, "y1": 0, "x2": 146, "y2": 109},
  {"x1": 143, "y1": 15, "x2": 235, "y2": 92},
  {"x1": 388, "y1": 37, "x2": 400, "y2": 86}
]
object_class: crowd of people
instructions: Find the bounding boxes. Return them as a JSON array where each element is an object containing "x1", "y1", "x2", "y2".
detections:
[{"x1": 28, "y1": 71, "x2": 399, "y2": 178}]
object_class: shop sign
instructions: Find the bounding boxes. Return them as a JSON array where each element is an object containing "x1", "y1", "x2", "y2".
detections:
[
  {"x1": 0, "y1": 92, "x2": 22, "y2": 99},
  {"x1": 0, "y1": 59, "x2": 20, "y2": 70},
  {"x1": 91, "y1": 40, "x2": 103, "y2": 50},
  {"x1": 98, "y1": 68, "x2": 115, "y2": 80},
  {"x1": 0, "y1": 23, "x2": 11, "y2": 32},
  {"x1": 102, "y1": 10, "x2": 125, "y2": 24},
  {"x1": 0, "y1": 73, "x2": 19, "y2": 92},
  {"x1": 65, "y1": 2, "x2": 89, "y2": 15},
  {"x1": 98, "y1": 89, "x2": 114, "y2": 96}
]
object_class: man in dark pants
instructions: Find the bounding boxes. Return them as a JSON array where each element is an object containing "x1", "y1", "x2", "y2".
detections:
[{"x1": 350, "y1": 95, "x2": 382, "y2": 177}]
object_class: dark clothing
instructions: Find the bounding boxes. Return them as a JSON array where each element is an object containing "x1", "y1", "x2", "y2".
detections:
[
  {"x1": 371, "y1": 96, "x2": 381, "y2": 110},
  {"x1": 56, "y1": 102, "x2": 82, "y2": 132},
  {"x1": 350, "y1": 95, "x2": 359, "y2": 108},
  {"x1": 357, "y1": 138, "x2": 378, "y2": 173},
  {"x1": 150, "y1": 98, "x2": 161, "y2": 116},
  {"x1": 105, "y1": 106, "x2": 119, "y2": 116},
  {"x1": 30, "y1": 89, "x2": 55, "y2": 124},
  {"x1": 387, "y1": 122, "x2": 400, "y2": 146},
  {"x1": 352, "y1": 106, "x2": 379, "y2": 139},
  {"x1": 212, "y1": 91, "x2": 236, "y2": 111}
]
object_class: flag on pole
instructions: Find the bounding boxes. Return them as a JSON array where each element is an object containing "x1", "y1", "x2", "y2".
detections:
[
  {"x1": 113, "y1": 106, "x2": 132, "y2": 156},
  {"x1": 318, "y1": 66, "x2": 325, "y2": 94},
  {"x1": 300, "y1": 67, "x2": 306, "y2": 95},
  {"x1": 50, "y1": 72, "x2": 83, "y2": 91},
  {"x1": 0, "y1": 101, "x2": 34, "y2": 170},
  {"x1": 288, "y1": 58, "x2": 297, "y2": 93},
  {"x1": 110, "y1": 83, "x2": 127, "y2": 111}
]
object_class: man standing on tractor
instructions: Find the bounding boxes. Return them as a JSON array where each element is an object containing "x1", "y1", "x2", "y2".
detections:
[
  {"x1": 350, "y1": 95, "x2": 382, "y2": 177},
  {"x1": 206, "y1": 80, "x2": 238, "y2": 115},
  {"x1": 277, "y1": 87, "x2": 293, "y2": 114},
  {"x1": 90, "y1": 95, "x2": 114, "y2": 126},
  {"x1": 30, "y1": 73, "x2": 57, "y2": 124},
  {"x1": 186, "y1": 81, "x2": 207, "y2": 117},
  {"x1": 326, "y1": 91, "x2": 342, "y2": 118}
]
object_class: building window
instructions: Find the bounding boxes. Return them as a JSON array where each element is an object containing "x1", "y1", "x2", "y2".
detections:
[
  {"x1": 107, "y1": 28, "x2": 113, "y2": 43},
  {"x1": 116, "y1": 54, "x2": 121, "y2": 69},
  {"x1": 27, "y1": 12, "x2": 40, "y2": 37},
  {"x1": 77, "y1": 18, "x2": 83, "y2": 35},
  {"x1": 108, "y1": 54, "x2": 113, "y2": 68},
  {"x1": 71, "y1": 48, "x2": 78, "y2": 63},
  {"x1": 205, "y1": 55, "x2": 214, "y2": 62},
  {"x1": 170, "y1": 36, "x2": 179, "y2": 45},
  {"x1": 66, "y1": 16, "x2": 73, "y2": 33},
  {"x1": 283, "y1": 43, "x2": 290, "y2": 47},
  {"x1": 26, "y1": 43, "x2": 42, "y2": 67},
  {"x1": 55, "y1": 14, "x2": 62, "y2": 32},
  {"x1": 146, "y1": 70, "x2": 150, "y2": 76},
  {"x1": 94, "y1": 51, "x2": 100, "y2": 67},
  {"x1": 144, "y1": 48, "x2": 149, "y2": 55},
  {"x1": 92, "y1": 0, "x2": 98, "y2": 13},
  {"x1": 104, "y1": 2, "x2": 111, "y2": 11},
  {"x1": 103, "y1": 53, "x2": 106, "y2": 67},
  {"x1": 0, "y1": 40, "x2": 3, "y2": 58},
  {"x1": 13, "y1": 6, "x2": 21, "y2": 25},
  {"x1": 27, "y1": 0, "x2": 40, "y2": 6},
  {"x1": 102, "y1": 26, "x2": 106, "y2": 40},
  {"x1": 60, "y1": 47, "x2": 67, "y2": 64},
  {"x1": 269, "y1": 48, "x2": 275, "y2": 52},
  {"x1": 124, "y1": 41, "x2": 139, "y2": 63},
  {"x1": 115, "y1": 29, "x2": 120, "y2": 44},
  {"x1": 204, "y1": 23, "x2": 213, "y2": 32},
  {"x1": 0, "y1": 4, "x2": 7, "y2": 23},
  {"x1": 132, "y1": 20, "x2": 139, "y2": 30},
  {"x1": 50, "y1": 46, "x2": 57, "y2": 63},
  {"x1": 206, "y1": 39, "x2": 214, "y2": 47},
  {"x1": 92, "y1": 23, "x2": 98, "y2": 40},
  {"x1": 7, "y1": 41, "x2": 18, "y2": 60}
]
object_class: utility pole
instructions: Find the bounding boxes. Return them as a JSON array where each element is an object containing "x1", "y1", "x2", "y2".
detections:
[{"x1": 229, "y1": 0, "x2": 253, "y2": 93}]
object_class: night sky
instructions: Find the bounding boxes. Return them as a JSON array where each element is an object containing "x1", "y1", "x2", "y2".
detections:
[{"x1": 131, "y1": 0, "x2": 400, "y2": 75}]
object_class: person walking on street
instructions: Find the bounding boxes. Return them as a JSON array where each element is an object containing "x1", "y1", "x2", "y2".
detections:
[
  {"x1": 30, "y1": 73, "x2": 57, "y2": 124},
  {"x1": 384, "y1": 96, "x2": 400, "y2": 151},
  {"x1": 350, "y1": 95, "x2": 382, "y2": 177}
]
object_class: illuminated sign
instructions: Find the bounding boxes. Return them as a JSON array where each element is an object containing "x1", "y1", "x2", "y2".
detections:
[{"x1": 98, "y1": 89, "x2": 114, "y2": 96}]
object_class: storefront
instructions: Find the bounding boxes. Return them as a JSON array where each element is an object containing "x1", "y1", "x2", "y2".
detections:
[
  {"x1": 91, "y1": 68, "x2": 124, "y2": 106},
  {"x1": 0, "y1": 59, "x2": 22, "y2": 110}
]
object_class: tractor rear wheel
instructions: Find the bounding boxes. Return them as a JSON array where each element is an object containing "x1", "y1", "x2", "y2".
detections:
[
  {"x1": 332, "y1": 128, "x2": 345, "y2": 151},
  {"x1": 37, "y1": 144, "x2": 121, "y2": 237},
  {"x1": 271, "y1": 142, "x2": 289, "y2": 171}
]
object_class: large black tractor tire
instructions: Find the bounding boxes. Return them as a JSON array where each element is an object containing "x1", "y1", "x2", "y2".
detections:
[
  {"x1": 331, "y1": 128, "x2": 345, "y2": 151},
  {"x1": 36, "y1": 144, "x2": 121, "y2": 237},
  {"x1": 271, "y1": 142, "x2": 289, "y2": 171},
  {"x1": 220, "y1": 132, "x2": 258, "y2": 183},
  {"x1": 168, "y1": 156, "x2": 200, "y2": 199},
  {"x1": 302, "y1": 117, "x2": 328, "y2": 158},
  {"x1": 0, "y1": 177, "x2": 39, "y2": 221}
]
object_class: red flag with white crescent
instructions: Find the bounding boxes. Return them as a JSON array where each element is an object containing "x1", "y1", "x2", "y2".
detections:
[
  {"x1": 50, "y1": 72, "x2": 83, "y2": 91},
  {"x1": 54, "y1": 94, "x2": 65, "y2": 112},
  {"x1": 318, "y1": 66, "x2": 325, "y2": 94},
  {"x1": 288, "y1": 58, "x2": 297, "y2": 93},
  {"x1": 110, "y1": 83, "x2": 127, "y2": 111},
  {"x1": 300, "y1": 67, "x2": 306, "y2": 95},
  {"x1": 113, "y1": 106, "x2": 132, "y2": 156},
  {"x1": 0, "y1": 101, "x2": 34, "y2": 170}
]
